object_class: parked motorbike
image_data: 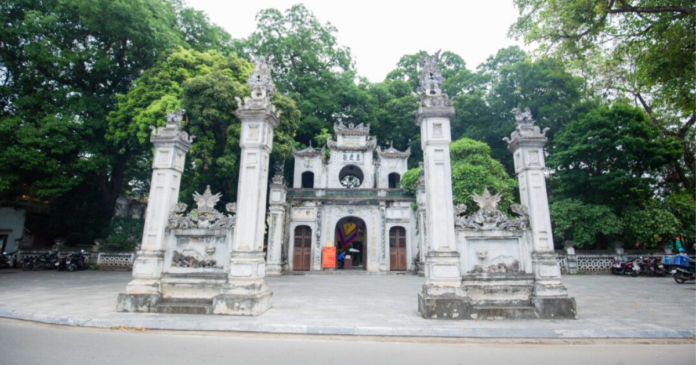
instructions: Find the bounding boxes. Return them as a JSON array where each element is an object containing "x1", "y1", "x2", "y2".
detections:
[
  {"x1": 611, "y1": 257, "x2": 639, "y2": 277},
  {"x1": 32, "y1": 252, "x2": 60, "y2": 271},
  {"x1": 636, "y1": 257, "x2": 650, "y2": 277},
  {"x1": 57, "y1": 250, "x2": 87, "y2": 272},
  {"x1": 0, "y1": 251, "x2": 17, "y2": 268},
  {"x1": 649, "y1": 257, "x2": 668, "y2": 277},
  {"x1": 20, "y1": 256, "x2": 34, "y2": 271},
  {"x1": 672, "y1": 255, "x2": 695, "y2": 284}
]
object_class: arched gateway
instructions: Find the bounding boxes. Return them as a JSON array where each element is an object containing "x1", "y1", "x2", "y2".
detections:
[
  {"x1": 335, "y1": 217, "x2": 367, "y2": 270},
  {"x1": 273, "y1": 121, "x2": 415, "y2": 274}
]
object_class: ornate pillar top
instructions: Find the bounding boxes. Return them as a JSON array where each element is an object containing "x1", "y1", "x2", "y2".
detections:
[
  {"x1": 415, "y1": 50, "x2": 454, "y2": 124},
  {"x1": 271, "y1": 161, "x2": 286, "y2": 186},
  {"x1": 235, "y1": 55, "x2": 279, "y2": 120},
  {"x1": 503, "y1": 107, "x2": 550, "y2": 151},
  {"x1": 150, "y1": 109, "x2": 195, "y2": 147}
]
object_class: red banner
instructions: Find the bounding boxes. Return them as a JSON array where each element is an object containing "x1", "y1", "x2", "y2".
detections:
[{"x1": 322, "y1": 247, "x2": 336, "y2": 268}]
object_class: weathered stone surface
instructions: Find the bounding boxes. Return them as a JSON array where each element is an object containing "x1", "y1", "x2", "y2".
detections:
[
  {"x1": 212, "y1": 292, "x2": 273, "y2": 316},
  {"x1": 116, "y1": 293, "x2": 161, "y2": 313},
  {"x1": 417, "y1": 293, "x2": 472, "y2": 320},
  {"x1": 532, "y1": 297, "x2": 578, "y2": 319}
]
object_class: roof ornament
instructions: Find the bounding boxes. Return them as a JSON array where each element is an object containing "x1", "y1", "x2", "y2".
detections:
[
  {"x1": 150, "y1": 108, "x2": 194, "y2": 144},
  {"x1": 503, "y1": 107, "x2": 550, "y2": 145},
  {"x1": 454, "y1": 187, "x2": 529, "y2": 231},
  {"x1": 235, "y1": 54, "x2": 276, "y2": 112},
  {"x1": 417, "y1": 51, "x2": 449, "y2": 107}
]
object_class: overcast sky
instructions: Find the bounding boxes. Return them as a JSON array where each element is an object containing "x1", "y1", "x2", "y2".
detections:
[{"x1": 187, "y1": 0, "x2": 526, "y2": 82}]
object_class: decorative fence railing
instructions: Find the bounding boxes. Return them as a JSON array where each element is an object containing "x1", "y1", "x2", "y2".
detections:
[
  {"x1": 556, "y1": 253, "x2": 696, "y2": 274},
  {"x1": 17, "y1": 250, "x2": 92, "y2": 263},
  {"x1": 17, "y1": 250, "x2": 135, "y2": 270},
  {"x1": 96, "y1": 252, "x2": 135, "y2": 269}
]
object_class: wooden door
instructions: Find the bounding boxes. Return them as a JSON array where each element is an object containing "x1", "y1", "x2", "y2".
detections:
[
  {"x1": 293, "y1": 226, "x2": 312, "y2": 271},
  {"x1": 389, "y1": 227, "x2": 407, "y2": 271}
]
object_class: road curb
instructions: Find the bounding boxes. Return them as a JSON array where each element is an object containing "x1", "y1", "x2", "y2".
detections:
[{"x1": 1, "y1": 308, "x2": 694, "y2": 339}]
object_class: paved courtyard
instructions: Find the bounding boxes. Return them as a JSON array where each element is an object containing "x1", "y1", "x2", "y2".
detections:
[{"x1": 0, "y1": 270, "x2": 694, "y2": 338}]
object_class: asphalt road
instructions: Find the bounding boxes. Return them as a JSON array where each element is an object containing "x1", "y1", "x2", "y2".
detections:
[{"x1": 1, "y1": 318, "x2": 694, "y2": 365}]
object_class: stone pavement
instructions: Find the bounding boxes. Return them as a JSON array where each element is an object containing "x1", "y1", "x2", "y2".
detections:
[{"x1": 0, "y1": 270, "x2": 694, "y2": 338}]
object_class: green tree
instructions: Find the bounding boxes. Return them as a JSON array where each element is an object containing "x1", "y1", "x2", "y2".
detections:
[
  {"x1": 622, "y1": 202, "x2": 681, "y2": 248},
  {"x1": 108, "y1": 47, "x2": 300, "y2": 205},
  {"x1": 465, "y1": 48, "x2": 589, "y2": 173},
  {"x1": 549, "y1": 199, "x2": 622, "y2": 248},
  {"x1": 363, "y1": 80, "x2": 420, "y2": 167},
  {"x1": 401, "y1": 138, "x2": 517, "y2": 212},
  {"x1": 664, "y1": 192, "x2": 696, "y2": 240},
  {"x1": 0, "y1": 0, "x2": 234, "y2": 243},
  {"x1": 242, "y1": 4, "x2": 362, "y2": 145},
  {"x1": 510, "y1": 0, "x2": 696, "y2": 193},
  {"x1": 548, "y1": 103, "x2": 682, "y2": 210}
]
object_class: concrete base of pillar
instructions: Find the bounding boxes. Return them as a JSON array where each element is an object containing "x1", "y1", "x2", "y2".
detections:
[
  {"x1": 533, "y1": 282, "x2": 569, "y2": 297},
  {"x1": 418, "y1": 293, "x2": 472, "y2": 320},
  {"x1": 212, "y1": 291, "x2": 273, "y2": 316},
  {"x1": 116, "y1": 293, "x2": 162, "y2": 313},
  {"x1": 266, "y1": 264, "x2": 283, "y2": 277},
  {"x1": 532, "y1": 297, "x2": 577, "y2": 319}
]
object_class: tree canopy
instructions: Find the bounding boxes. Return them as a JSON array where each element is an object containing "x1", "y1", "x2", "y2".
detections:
[
  {"x1": 510, "y1": 0, "x2": 696, "y2": 193},
  {"x1": 1, "y1": 1, "x2": 692, "y2": 247}
]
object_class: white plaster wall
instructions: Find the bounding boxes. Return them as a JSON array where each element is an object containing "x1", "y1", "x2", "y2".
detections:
[
  {"x1": 293, "y1": 156, "x2": 324, "y2": 188},
  {"x1": 328, "y1": 150, "x2": 374, "y2": 188},
  {"x1": 377, "y1": 157, "x2": 408, "y2": 189},
  {"x1": 456, "y1": 229, "x2": 534, "y2": 275},
  {"x1": 0, "y1": 207, "x2": 26, "y2": 252}
]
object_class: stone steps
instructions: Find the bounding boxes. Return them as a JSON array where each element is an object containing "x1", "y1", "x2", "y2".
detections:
[{"x1": 153, "y1": 298, "x2": 213, "y2": 315}]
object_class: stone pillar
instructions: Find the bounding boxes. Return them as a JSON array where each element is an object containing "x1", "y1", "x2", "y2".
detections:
[
  {"x1": 415, "y1": 52, "x2": 468, "y2": 319},
  {"x1": 213, "y1": 55, "x2": 277, "y2": 316},
  {"x1": 504, "y1": 107, "x2": 575, "y2": 317},
  {"x1": 416, "y1": 168, "x2": 427, "y2": 277},
  {"x1": 118, "y1": 109, "x2": 192, "y2": 312},
  {"x1": 266, "y1": 165, "x2": 288, "y2": 277},
  {"x1": 563, "y1": 241, "x2": 578, "y2": 274}
]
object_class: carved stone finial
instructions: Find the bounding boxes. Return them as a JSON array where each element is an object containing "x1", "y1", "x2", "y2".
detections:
[
  {"x1": 248, "y1": 54, "x2": 275, "y2": 99},
  {"x1": 503, "y1": 106, "x2": 550, "y2": 146},
  {"x1": 166, "y1": 109, "x2": 186, "y2": 126},
  {"x1": 151, "y1": 108, "x2": 194, "y2": 145},
  {"x1": 237, "y1": 54, "x2": 276, "y2": 111},
  {"x1": 417, "y1": 50, "x2": 451, "y2": 108},
  {"x1": 272, "y1": 161, "x2": 285, "y2": 184},
  {"x1": 418, "y1": 50, "x2": 442, "y2": 96}
]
